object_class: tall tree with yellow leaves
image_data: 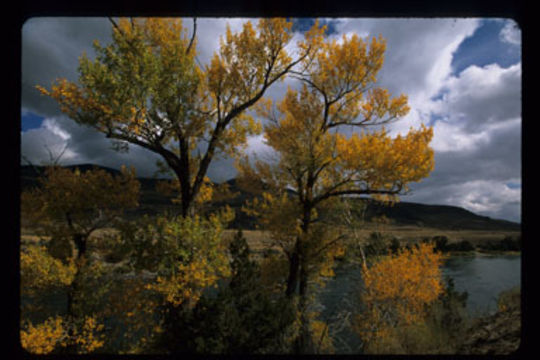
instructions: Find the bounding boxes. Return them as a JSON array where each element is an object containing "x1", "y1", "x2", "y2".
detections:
[
  {"x1": 37, "y1": 18, "x2": 317, "y2": 217},
  {"x1": 238, "y1": 22, "x2": 435, "y2": 353}
]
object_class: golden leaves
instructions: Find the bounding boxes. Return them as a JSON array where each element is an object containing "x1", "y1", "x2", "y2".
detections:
[
  {"x1": 20, "y1": 316, "x2": 65, "y2": 354},
  {"x1": 22, "y1": 166, "x2": 140, "y2": 238},
  {"x1": 141, "y1": 213, "x2": 232, "y2": 308},
  {"x1": 301, "y1": 32, "x2": 387, "y2": 101},
  {"x1": 73, "y1": 316, "x2": 106, "y2": 353},
  {"x1": 148, "y1": 256, "x2": 220, "y2": 307},
  {"x1": 356, "y1": 243, "x2": 445, "y2": 347},
  {"x1": 207, "y1": 18, "x2": 294, "y2": 109},
  {"x1": 20, "y1": 245, "x2": 77, "y2": 294},
  {"x1": 335, "y1": 125, "x2": 434, "y2": 192},
  {"x1": 20, "y1": 316, "x2": 105, "y2": 354}
]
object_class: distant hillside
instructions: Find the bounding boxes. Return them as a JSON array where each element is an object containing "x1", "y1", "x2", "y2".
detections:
[
  {"x1": 20, "y1": 164, "x2": 176, "y2": 217},
  {"x1": 357, "y1": 199, "x2": 520, "y2": 231},
  {"x1": 20, "y1": 164, "x2": 520, "y2": 231}
]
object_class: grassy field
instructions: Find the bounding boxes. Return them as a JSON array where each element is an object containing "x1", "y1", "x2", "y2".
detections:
[
  {"x1": 21, "y1": 225, "x2": 521, "y2": 260},
  {"x1": 223, "y1": 226, "x2": 520, "y2": 255}
]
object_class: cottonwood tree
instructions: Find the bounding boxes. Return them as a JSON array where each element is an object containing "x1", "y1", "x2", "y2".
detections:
[
  {"x1": 239, "y1": 22, "x2": 435, "y2": 353},
  {"x1": 37, "y1": 17, "x2": 317, "y2": 217}
]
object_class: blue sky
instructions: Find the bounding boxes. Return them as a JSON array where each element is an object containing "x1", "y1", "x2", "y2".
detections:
[
  {"x1": 21, "y1": 17, "x2": 521, "y2": 222},
  {"x1": 21, "y1": 112, "x2": 45, "y2": 131},
  {"x1": 451, "y1": 19, "x2": 521, "y2": 76}
]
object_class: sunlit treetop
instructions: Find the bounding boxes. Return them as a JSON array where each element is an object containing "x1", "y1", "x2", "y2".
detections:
[
  {"x1": 243, "y1": 84, "x2": 433, "y2": 206},
  {"x1": 37, "y1": 17, "x2": 318, "y2": 217}
]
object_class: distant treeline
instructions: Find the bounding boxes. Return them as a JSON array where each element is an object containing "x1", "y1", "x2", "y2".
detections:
[
  {"x1": 429, "y1": 235, "x2": 521, "y2": 253},
  {"x1": 349, "y1": 232, "x2": 521, "y2": 258}
]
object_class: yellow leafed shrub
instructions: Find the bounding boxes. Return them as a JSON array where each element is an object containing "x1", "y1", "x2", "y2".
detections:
[{"x1": 355, "y1": 243, "x2": 445, "y2": 351}]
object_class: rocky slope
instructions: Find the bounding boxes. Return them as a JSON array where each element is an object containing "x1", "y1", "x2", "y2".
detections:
[{"x1": 457, "y1": 287, "x2": 521, "y2": 354}]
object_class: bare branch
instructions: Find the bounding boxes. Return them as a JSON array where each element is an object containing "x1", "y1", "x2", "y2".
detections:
[
  {"x1": 314, "y1": 183, "x2": 403, "y2": 206},
  {"x1": 186, "y1": 18, "x2": 197, "y2": 55}
]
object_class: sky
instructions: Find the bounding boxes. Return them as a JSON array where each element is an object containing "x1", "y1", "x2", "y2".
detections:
[{"x1": 20, "y1": 17, "x2": 522, "y2": 223}]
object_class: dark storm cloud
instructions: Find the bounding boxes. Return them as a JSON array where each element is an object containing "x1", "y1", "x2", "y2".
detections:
[{"x1": 22, "y1": 17, "x2": 112, "y2": 116}]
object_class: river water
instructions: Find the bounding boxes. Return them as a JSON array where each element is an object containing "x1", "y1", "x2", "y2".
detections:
[
  {"x1": 441, "y1": 254, "x2": 521, "y2": 315},
  {"x1": 22, "y1": 254, "x2": 521, "y2": 354},
  {"x1": 316, "y1": 254, "x2": 521, "y2": 353}
]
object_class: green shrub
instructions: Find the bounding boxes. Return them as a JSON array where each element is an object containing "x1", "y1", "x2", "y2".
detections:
[
  {"x1": 365, "y1": 232, "x2": 391, "y2": 256},
  {"x1": 478, "y1": 237, "x2": 520, "y2": 252},
  {"x1": 389, "y1": 238, "x2": 401, "y2": 254},
  {"x1": 500, "y1": 236, "x2": 520, "y2": 251}
]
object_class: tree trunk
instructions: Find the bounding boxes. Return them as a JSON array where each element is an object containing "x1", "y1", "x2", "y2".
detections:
[
  {"x1": 64, "y1": 261, "x2": 84, "y2": 353},
  {"x1": 286, "y1": 242, "x2": 300, "y2": 297},
  {"x1": 296, "y1": 262, "x2": 313, "y2": 353},
  {"x1": 178, "y1": 139, "x2": 193, "y2": 218},
  {"x1": 73, "y1": 233, "x2": 87, "y2": 259},
  {"x1": 286, "y1": 201, "x2": 315, "y2": 353}
]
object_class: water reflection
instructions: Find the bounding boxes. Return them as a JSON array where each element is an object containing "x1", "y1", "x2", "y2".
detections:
[
  {"x1": 316, "y1": 254, "x2": 521, "y2": 353},
  {"x1": 442, "y1": 255, "x2": 521, "y2": 315}
]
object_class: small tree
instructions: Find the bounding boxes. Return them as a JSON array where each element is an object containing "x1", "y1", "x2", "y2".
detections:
[
  {"x1": 21, "y1": 165, "x2": 139, "y2": 352},
  {"x1": 354, "y1": 243, "x2": 445, "y2": 353},
  {"x1": 21, "y1": 165, "x2": 140, "y2": 261},
  {"x1": 20, "y1": 245, "x2": 106, "y2": 354}
]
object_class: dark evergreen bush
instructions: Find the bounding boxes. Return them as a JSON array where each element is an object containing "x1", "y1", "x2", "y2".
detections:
[
  {"x1": 389, "y1": 237, "x2": 401, "y2": 254},
  {"x1": 155, "y1": 230, "x2": 295, "y2": 354},
  {"x1": 446, "y1": 240, "x2": 475, "y2": 252},
  {"x1": 432, "y1": 236, "x2": 449, "y2": 252}
]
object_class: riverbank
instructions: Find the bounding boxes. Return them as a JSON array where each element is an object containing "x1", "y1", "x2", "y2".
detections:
[
  {"x1": 445, "y1": 250, "x2": 521, "y2": 257},
  {"x1": 457, "y1": 286, "x2": 521, "y2": 354}
]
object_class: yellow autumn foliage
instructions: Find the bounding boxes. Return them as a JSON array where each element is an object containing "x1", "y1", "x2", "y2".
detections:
[
  {"x1": 20, "y1": 316, "x2": 65, "y2": 354},
  {"x1": 20, "y1": 316, "x2": 105, "y2": 354},
  {"x1": 20, "y1": 245, "x2": 77, "y2": 295},
  {"x1": 238, "y1": 27, "x2": 435, "y2": 355},
  {"x1": 356, "y1": 243, "x2": 445, "y2": 350},
  {"x1": 21, "y1": 165, "x2": 140, "y2": 239},
  {"x1": 36, "y1": 18, "x2": 308, "y2": 215},
  {"x1": 135, "y1": 211, "x2": 233, "y2": 308}
]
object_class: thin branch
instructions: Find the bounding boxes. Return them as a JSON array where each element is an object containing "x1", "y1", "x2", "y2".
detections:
[
  {"x1": 186, "y1": 18, "x2": 197, "y2": 55},
  {"x1": 43, "y1": 141, "x2": 69, "y2": 166},
  {"x1": 314, "y1": 184, "x2": 403, "y2": 206},
  {"x1": 313, "y1": 234, "x2": 347, "y2": 258}
]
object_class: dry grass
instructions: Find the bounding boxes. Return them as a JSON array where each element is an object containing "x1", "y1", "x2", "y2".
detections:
[
  {"x1": 339, "y1": 223, "x2": 520, "y2": 245},
  {"x1": 222, "y1": 229, "x2": 277, "y2": 253},
  {"x1": 21, "y1": 226, "x2": 520, "y2": 256},
  {"x1": 225, "y1": 227, "x2": 521, "y2": 255}
]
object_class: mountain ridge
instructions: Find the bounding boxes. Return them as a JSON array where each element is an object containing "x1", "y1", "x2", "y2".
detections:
[{"x1": 20, "y1": 164, "x2": 520, "y2": 231}]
